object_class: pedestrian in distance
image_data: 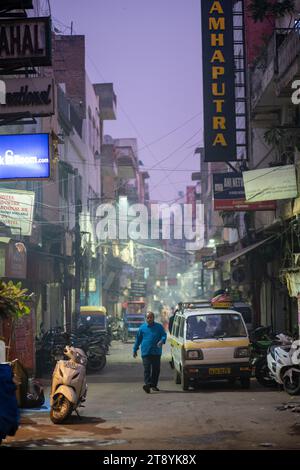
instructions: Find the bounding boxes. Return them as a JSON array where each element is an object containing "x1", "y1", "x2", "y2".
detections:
[{"x1": 133, "y1": 311, "x2": 167, "y2": 393}]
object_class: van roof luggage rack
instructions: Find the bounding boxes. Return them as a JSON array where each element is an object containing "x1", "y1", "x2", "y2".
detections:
[{"x1": 181, "y1": 300, "x2": 211, "y2": 310}]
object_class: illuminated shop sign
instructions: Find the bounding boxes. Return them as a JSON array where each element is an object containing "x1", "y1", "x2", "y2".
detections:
[
  {"x1": 0, "y1": 133, "x2": 50, "y2": 180},
  {"x1": 0, "y1": 17, "x2": 51, "y2": 67},
  {"x1": 201, "y1": 0, "x2": 236, "y2": 162}
]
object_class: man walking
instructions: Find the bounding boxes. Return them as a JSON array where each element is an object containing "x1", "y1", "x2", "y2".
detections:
[{"x1": 133, "y1": 311, "x2": 167, "y2": 393}]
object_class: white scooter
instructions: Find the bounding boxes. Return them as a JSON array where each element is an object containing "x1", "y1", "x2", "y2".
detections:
[
  {"x1": 267, "y1": 335, "x2": 300, "y2": 396},
  {"x1": 50, "y1": 345, "x2": 87, "y2": 424}
]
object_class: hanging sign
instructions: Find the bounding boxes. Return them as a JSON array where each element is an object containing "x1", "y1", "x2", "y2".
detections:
[
  {"x1": 243, "y1": 165, "x2": 298, "y2": 202},
  {"x1": 0, "y1": 77, "x2": 55, "y2": 117},
  {"x1": 201, "y1": 0, "x2": 237, "y2": 162},
  {"x1": 213, "y1": 172, "x2": 276, "y2": 211},
  {"x1": 0, "y1": 17, "x2": 52, "y2": 68},
  {"x1": 0, "y1": 189, "x2": 35, "y2": 236}
]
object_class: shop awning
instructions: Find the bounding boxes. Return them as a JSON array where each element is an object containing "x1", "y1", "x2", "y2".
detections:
[
  {"x1": 216, "y1": 236, "x2": 276, "y2": 264},
  {"x1": 0, "y1": 237, "x2": 11, "y2": 244}
]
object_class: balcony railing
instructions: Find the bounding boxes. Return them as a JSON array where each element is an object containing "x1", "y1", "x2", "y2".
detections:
[
  {"x1": 57, "y1": 86, "x2": 83, "y2": 137},
  {"x1": 277, "y1": 29, "x2": 300, "y2": 79},
  {"x1": 251, "y1": 29, "x2": 294, "y2": 110}
]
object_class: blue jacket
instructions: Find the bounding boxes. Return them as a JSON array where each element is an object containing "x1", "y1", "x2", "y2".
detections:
[{"x1": 133, "y1": 322, "x2": 167, "y2": 357}]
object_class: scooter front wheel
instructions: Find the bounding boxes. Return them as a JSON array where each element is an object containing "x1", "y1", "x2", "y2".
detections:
[
  {"x1": 255, "y1": 357, "x2": 276, "y2": 388},
  {"x1": 283, "y1": 371, "x2": 300, "y2": 395},
  {"x1": 50, "y1": 394, "x2": 72, "y2": 424}
]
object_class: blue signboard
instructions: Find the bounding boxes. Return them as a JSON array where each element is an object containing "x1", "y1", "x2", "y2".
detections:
[{"x1": 0, "y1": 133, "x2": 50, "y2": 179}]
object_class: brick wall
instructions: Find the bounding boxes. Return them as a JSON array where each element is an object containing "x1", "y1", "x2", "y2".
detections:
[
  {"x1": 244, "y1": 0, "x2": 275, "y2": 66},
  {"x1": 53, "y1": 34, "x2": 86, "y2": 118}
]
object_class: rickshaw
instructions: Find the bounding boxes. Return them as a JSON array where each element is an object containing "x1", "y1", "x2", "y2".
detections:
[
  {"x1": 79, "y1": 306, "x2": 107, "y2": 331},
  {"x1": 121, "y1": 301, "x2": 146, "y2": 342}
]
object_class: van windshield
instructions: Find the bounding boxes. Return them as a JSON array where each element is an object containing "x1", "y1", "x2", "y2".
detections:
[{"x1": 186, "y1": 314, "x2": 247, "y2": 340}]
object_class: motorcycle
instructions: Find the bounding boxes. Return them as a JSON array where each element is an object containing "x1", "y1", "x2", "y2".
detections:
[
  {"x1": 249, "y1": 326, "x2": 278, "y2": 387},
  {"x1": 50, "y1": 345, "x2": 87, "y2": 424},
  {"x1": 72, "y1": 328, "x2": 107, "y2": 373},
  {"x1": 250, "y1": 327, "x2": 294, "y2": 388},
  {"x1": 267, "y1": 335, "x2": 300, "y2": 396}
]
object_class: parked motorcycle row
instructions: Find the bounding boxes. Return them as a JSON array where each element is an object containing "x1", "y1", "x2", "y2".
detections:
[
  {"x1": 250, "y1": 326, "x2": 300, "y2": 395},
  {"x1": 36, "y1": 323, "x2": 111, "y2": 376}
]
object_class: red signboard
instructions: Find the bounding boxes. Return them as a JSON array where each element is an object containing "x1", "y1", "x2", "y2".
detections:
[
  {"x1": 2, "y1": 308, "x2": 36, "y2": 374},
  {"x1": 214, "y1": 198, "x2": 276, "y2": 211}
]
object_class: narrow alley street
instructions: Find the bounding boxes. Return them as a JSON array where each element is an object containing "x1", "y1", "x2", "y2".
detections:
[{"x1": 2, "y1": 340, "x2": 300, "y2": 451}]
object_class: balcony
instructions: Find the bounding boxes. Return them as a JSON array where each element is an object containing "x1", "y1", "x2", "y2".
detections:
[
  {"x1": 94, "y1": 83, "x2": 117, "y2": 120},
  {"x1": 276, "y1": 29, "x2": 300, "y2": 97},
  {"x1": 250, "y1": 30, "x2": 292, "y2": 126},
  {"x1": 57, "y1": 86, "x2": 83, "y2": 137},
  {"x1": 115, "y1": 147, "x2": 137, "y2": 180},
  {"x1": 101, "y1": 139, "x2": 118, "y2": 177}
]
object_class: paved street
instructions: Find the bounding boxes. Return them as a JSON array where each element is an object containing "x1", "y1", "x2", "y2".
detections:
[{"x1": 2, "y1": 340, "x2": 300, "y2": 450}]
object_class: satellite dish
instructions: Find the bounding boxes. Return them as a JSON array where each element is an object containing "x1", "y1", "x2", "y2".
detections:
[{"x1": 103, "y1": 135, "x2": 114, "y2": 145}]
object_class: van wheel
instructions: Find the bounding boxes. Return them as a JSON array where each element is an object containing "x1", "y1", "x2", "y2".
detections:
[
  {"x1": 181, "y1": 370, "x2": 190, "y2": 391},
  {"x1": 174, "y1": 369, "x2": 181, "y2": 384},
  {"x1": 240, "y1": 377, "x2": 250, "y2": 389}
]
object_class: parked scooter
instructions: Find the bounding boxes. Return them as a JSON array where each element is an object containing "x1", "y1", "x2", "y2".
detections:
[
  {"x1": 267, "y1": 335, "x2": 300, "y2": 395},
  {"x1": 250, "y1": 326, "x2": 280, "y2": 387},
  {"x1": 50, "y1": 345, "x2": 87, "y2": 424}
]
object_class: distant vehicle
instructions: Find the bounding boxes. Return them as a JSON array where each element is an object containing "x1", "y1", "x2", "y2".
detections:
[
  {"x1": 79, "y1": 306, "x2": 107, "y2": 331},
  {"x1": 121, "y1": 300, "x2": 146, "y2": 342}
]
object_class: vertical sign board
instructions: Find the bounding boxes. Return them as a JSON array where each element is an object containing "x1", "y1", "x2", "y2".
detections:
[{"x1": 201, "y1": 0, "x2": 237, "y2": 162}]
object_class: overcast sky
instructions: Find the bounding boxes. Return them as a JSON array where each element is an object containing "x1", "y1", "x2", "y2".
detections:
[{"x1": 50, "y1": 0, "x2": 203, "y2": 203}]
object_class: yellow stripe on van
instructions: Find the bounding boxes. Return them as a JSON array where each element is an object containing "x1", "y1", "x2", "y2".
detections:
[{"x1": 185, "y1": 339, "x2": 249, "y2": 349}]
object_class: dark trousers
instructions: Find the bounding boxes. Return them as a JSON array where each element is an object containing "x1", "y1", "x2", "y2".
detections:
[{"x1": 142, "y1": 355, "x2": 161, "y2": 387}]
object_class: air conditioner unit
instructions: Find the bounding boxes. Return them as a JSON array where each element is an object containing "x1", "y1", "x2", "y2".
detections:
[{"x1": 231, "y1": 264, "x2": 250, "y2": 285}]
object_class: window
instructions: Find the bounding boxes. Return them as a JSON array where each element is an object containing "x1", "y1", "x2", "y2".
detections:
[
  {"x1": 186, "y1": 313, "x2": 247, "y2": 340},
  {"x1": 173, "y1": 315, "x2": 181, "y2": 338},
  {"x1": 179, "y1": 318, "x2": 185, "y2": 339}
]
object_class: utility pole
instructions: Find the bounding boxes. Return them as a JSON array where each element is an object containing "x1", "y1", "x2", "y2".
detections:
[
  {"x1": 74, "y1": 169, "x2": 82, "y2": 330},
  {"x1": 82, "y1": 232, "x2": 91, "y2": 306}
]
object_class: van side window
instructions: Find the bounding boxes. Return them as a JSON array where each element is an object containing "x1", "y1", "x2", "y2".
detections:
[
  {"x1": 179, "y1": 317, "x2": 185, "y2": 339},
  {"x1": 173, "y1": 315, "x2": 180, "y2": 338}
]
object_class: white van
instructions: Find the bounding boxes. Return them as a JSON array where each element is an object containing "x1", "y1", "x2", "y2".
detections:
[{"x1": 169, "y1": 306, "x2": 251, "y2": 391}]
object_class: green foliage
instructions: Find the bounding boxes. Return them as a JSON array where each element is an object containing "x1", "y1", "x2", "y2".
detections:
[
  {"x1": 248, "y1": 0, "x2": 295, "y2": 22},
  {"x1": 0, "y1": 280, "x2": 32, "y2": 320},
  {"x1": 264, "y1": 127, "x2": 285, "y2": 147}
]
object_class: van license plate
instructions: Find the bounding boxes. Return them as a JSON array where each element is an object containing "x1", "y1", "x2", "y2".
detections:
[{"x1": 209, "y1": 367, "x2": 231, "y2": 375}]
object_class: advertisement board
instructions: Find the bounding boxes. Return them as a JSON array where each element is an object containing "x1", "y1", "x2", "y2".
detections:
[
  {"x1": 0, "y1": 189, "x2": 35, "y2": 236},
  {"x1": 201, "y1": 0, "x2": 237, "y2": 162},
  {"x1": 213, "y1": 172, "x2": 276, "y2": 211},
  {"x1": 0, "y1": 77, "x2": 55, "y2": 117},
  {"x1": 0, "y1": 133, "x2": 50, "y2": 180},
  {"x1": 243, "y1": 165, "x2": 298, "y2": 202},
  {"x1": 0, "y1": 1, "x2": 33, "y2": 9},
  {"x1": 0, "y1": 17, "x2": 51, "y2": 68}
]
